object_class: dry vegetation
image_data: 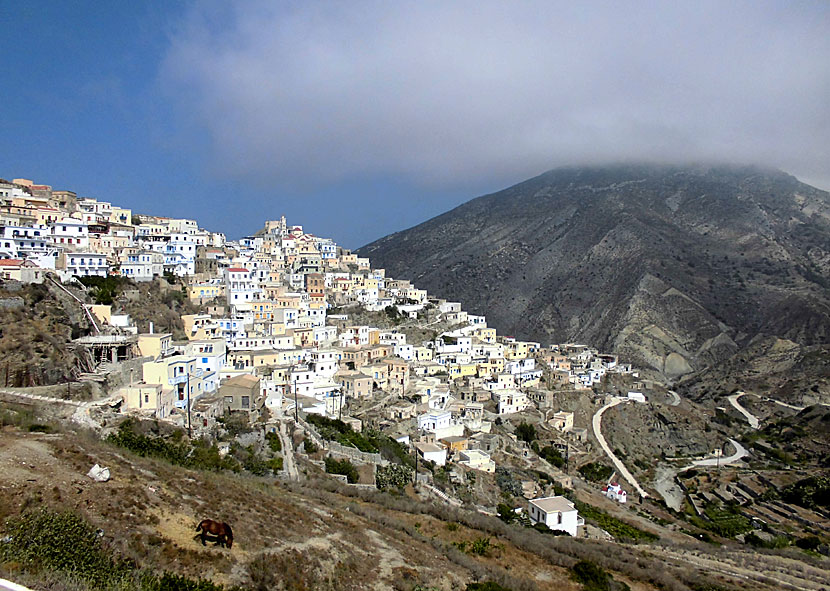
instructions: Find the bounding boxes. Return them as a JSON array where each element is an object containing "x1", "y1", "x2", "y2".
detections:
[{"x1": 0, "y1": 405, "x2": 827, "y2": 591}]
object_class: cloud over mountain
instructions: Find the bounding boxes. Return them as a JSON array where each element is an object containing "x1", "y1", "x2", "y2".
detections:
[{"x1": 161, "y1": 1, "x2": 830, "y2": 190}]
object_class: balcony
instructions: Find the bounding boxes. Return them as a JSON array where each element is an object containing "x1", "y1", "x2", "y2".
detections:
[{"x1": 168, "y1": 374, "x2": 187, "y2": 385}]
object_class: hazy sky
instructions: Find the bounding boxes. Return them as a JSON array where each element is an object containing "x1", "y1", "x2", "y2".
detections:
[{"x1": 2, "y1": 1, "x2": 829, "y2": 246}]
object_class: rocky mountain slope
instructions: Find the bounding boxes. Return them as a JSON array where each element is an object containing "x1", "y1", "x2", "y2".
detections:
[{"x1": 359, "y1": 164, "x2": 830, "y2": 378}]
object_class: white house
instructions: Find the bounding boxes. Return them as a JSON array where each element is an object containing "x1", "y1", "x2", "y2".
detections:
[
  {"x1": 457, "y1": 449, "x2": 496, "y2": 473},
  {"x1": 497, "y1": 390, "x2": 530, "y2": 415},
  {"x1": 418, "y1": 410, "x2": 452, "y2": 433},
  {"x1": 52, "y1": 217, "x2": 89, "y2": 249},
  {"x1": 0, "y1": 225, "x2": 52, "y2": 258},
  {"x1": 627, "y1": 391, "x2": 647, "y2": 403},
  {"x1": 62, "y1": 252, "x2": 108, "y2": 277},
  {"x1": 602, "y1": 482, "x2": 627, "y2": 503},
  {"x1": 527, "y1": 496, "x2": 583, "y2": 536},
  {"x1": 415, "y1": 442, "x2": 447, "y2": 466},
  {"x1": 120, "y1": 250, "x2": 163, "y2": 281}
]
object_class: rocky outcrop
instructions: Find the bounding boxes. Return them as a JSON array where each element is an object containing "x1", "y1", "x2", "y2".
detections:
[{"x1": 359, "y1": 164, "x2": 830, "y2": 378}]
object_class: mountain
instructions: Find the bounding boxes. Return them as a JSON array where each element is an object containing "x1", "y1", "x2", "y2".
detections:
[{"x1": 359, "y1": 164, "x2": 830, "y2": 378}]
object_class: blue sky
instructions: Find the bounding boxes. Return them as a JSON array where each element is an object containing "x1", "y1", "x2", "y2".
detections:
[{"x1": 2, "y1": 2, "x2": 828, "y2": 247}]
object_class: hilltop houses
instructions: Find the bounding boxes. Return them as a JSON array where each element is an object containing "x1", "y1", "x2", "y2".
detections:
[{"x1": 1, "y1": 177, "x2": 648, "y2": 517}]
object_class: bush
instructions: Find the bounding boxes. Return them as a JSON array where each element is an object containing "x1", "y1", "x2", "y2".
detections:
[
  {"x1": 303, "y1": 438, "x2": 318, "y2": 453},
  {"x1": 0, "y1": 508, "x2": 132, "y2": 588},
  {"x1": 539, "y1": 445, "x2": 565, "y2": 468},
  {"x1": 325, "y1": 456, "x2": 359, "y2": 483},
  {"x1": 106, "y1": 419, "x2": 240, "y2": 472},
  {"x1": 265, "y1": 431, "x2": 281, "y2": 452},
  {"x1": 469, "y1": 537, "x2": 491, "y2": 556},
  {"x1": 701, "y1": 503, "x2": 751, "y2": 538},
  {"x1": 147, "y1": 572, "x2": 227, "y2": 591},
  {"x1": 571, "y1": 560, "x2": 610, "y2": 591},
  {"x1": 781, "y1": 476, "x2": 830, "y2": 510},
  {"x1": 515, "y1": 421, "x2": 536, "y2": 443},
  {"x1": 573, "y1": 500, "x2": 658, "y2": 543},
  {"x1": 78, "y1": 275, "x2": 129, "y2": 305},
  {"x1": 796, "y1": 535, "x2": 821, "y2": 551},
  {"x1": 466, "y1": 583, "x2": 512, "y2": 591},
  {"x1": 0, "y1": 509, "x2": 230, "y2": 591},
  {"x1": 497, "y1": 503, "x2": 516, "y2": 523},
  {"x1": 578, "y1": 462, "x2": 613, "y2": 482},
  {"x1": 376, "y1": 464, "x2": 413, "y2": 491}
]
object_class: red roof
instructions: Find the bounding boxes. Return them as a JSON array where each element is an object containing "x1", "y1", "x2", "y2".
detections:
[
  {"x1": 0, "y1": 259, "x2": 23, "y2": 266},
  {"x1": 227, "y1": 267, "x2": 249, "y2": 272}
]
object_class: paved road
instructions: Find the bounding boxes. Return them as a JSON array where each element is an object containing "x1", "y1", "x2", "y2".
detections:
[
  {"x1": 278, "y1": 421, "x2": 300, "y2": 481},
  {"x1": 691, "y1": 438, "x2": 748, "y2": 467},
  {"x1": 727, "y1": 392, "x2": 759, "y2": 429},
  {"x1": 0, "y1": 577, "x2": 36, "y2": 591},
  {"x1": 763, "y1": 397, "x2": 805, "y2": 412},
  {"x1": 592, "y1": 397, "x2": 649, "y2": 498}
]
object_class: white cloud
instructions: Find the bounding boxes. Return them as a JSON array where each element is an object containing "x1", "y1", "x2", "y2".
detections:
[{"x1": 161, "y1": 1, "x2": 830, "y2": 190}]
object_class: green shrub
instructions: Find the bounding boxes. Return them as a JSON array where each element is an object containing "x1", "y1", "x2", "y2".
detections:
[
  {"x1": 0, "y1": 508, "x2": 132, "y2": 588},
  {"x1": 497, "y1": 503, "x2": 516, "y2": 523},
  {"x1": 577, "y1": 462, "x2": 613, "y2": 482},
  {"x1": 376, "y1": 464, "x2": 413, "y2": 491},
  {"x1": 325, "y1": 456, "x2": 359, "y2": 483},
  {"x1": 781, "y1": 476, "x2": 830, "y2": 510},
  {"x1": 469, "y1": 537, "x2": 491, "y2": 556},
  {"x1": 303, "y1": 438, "x2": 318, "y2": 453},
  {"x1": 571, "y1": 560, "x2": 610, "y2": 591},
  {"x1": 146, "y1": 572, "x2": 227, "y2": 591},
  {"x1": 265, "y1": 431, "x2": 282, "y2": 452},
  {"x1": 573, "y1": 500, "x2": 658, "y2": 543},
  {"x1": 796, "y1": 535, "x2": 821, "y2": 551},
  {"x1": 701, "y1": 503, "x2": 751, "y2": 538},
  {"x1": 466, "y1": 583, "x2": 511, "y2": 591},
  {"x1": 1, "y1": 509, "x2": 234, "y2": 591},
  {"x1": 106, "y1": 419, "x2": 240, "y2": 472},
  {"x1": 539, "y1": 445, "x2": 565, "y2": 468},
  {"x1": 515, "y1": 421, "x2": 536, "y2": 443}
]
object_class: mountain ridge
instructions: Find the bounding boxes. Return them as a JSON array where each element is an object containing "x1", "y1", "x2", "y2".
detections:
[{"x1": 359, "y1": 163, "x2": 830, "y2": 378}]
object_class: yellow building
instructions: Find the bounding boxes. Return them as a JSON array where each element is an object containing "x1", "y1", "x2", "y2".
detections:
[
  {"x1": 137, "y1": 333, "x2": 172, "y2": 358},
  {"x1": 475, "y1": 327, "x2": 497, "y2": 343},
  {"x1": 109, "y1": 207, "x2": 132, "y2": 225},
  {"x1": 448, "y1": 363, "x2": 477, "y2": 380},
  {"x1": 188, "y1": 283, "x2": 225, "y2": 303},
  {"x1": 121, "y1": 383, "x2": 175, "y2": 419},
  {"x1": 504, "y1": 340, "x2": 530, "y2": 360}
]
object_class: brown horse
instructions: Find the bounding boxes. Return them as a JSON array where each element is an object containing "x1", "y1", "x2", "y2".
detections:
[{"x1": 195, "y1": 519, "x2": 233, "y2": 548}]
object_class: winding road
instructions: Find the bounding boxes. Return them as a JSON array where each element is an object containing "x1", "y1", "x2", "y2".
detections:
[
  {"x1": 727, "y1": 392, "x2": 759, "y2": 429},
  {"x1": 690, "y1": 438, "x2": 748, "y2": 467},
  {"x1": 592, "y1": 397, "x2": 649, "y2": 498},
  {"x1": 665, "y1": 390, "x2": 681, "y2": 407}
]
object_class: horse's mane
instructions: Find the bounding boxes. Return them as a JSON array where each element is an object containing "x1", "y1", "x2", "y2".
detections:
[{"x1": 223, "y1": 522, "x2": 233, "y2": 538}]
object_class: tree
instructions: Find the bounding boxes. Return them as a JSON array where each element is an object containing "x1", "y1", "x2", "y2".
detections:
[
  {"x1": 515, "y1": 421, "x2": 536, "y2": 443},
  {"x1": 497, "y1": 503, "x2": 516, "y2": 523}
]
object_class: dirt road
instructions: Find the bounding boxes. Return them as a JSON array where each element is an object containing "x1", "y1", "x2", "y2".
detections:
[{"x1": 592, "y1": 397, "x2": 649, "y2": 498}]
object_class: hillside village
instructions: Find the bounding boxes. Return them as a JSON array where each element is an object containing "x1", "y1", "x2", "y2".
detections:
[
  {"x1": 0, "y1": 176, "x2": 654, "y2": 528},
  {"x1": 2, "y1": 175, "x2": 829, "y2": 566}
]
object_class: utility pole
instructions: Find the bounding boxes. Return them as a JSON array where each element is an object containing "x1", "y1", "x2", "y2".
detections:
[
  {"x1": 186, "y1": 371, "x2": 192, "y2": 439},
  {"x1": 413, "y1": 442, "x2": 418, "y2": 485}
]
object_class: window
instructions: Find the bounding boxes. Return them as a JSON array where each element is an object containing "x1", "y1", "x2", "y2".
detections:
[
  {"x1": 144, "y1": 394, "x2": 149, "y2": 403},
  {"x1": 241, "y1": 396, "x2": 250, "y2": 409}
]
